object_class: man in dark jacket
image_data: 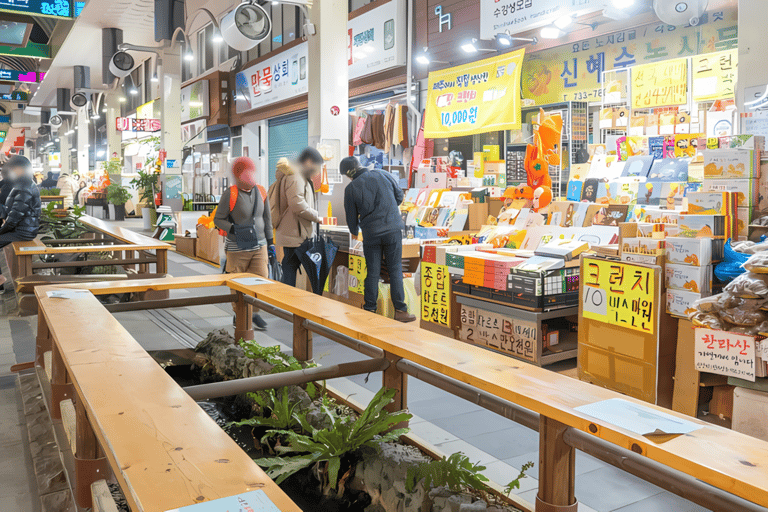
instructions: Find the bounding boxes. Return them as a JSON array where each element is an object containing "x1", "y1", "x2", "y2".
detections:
[
  {"x1": 341, "y1": 156, "x2": 415, "y2": 323},
  {"x1": 0, "y1": 156, "x2": 41, "y2": 287},
  {"x1": 0, "y1": 165, "x2": 12, "y2": 206}
]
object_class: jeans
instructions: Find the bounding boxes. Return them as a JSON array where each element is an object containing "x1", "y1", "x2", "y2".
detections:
[
  {"x1": 362, "y1": 230, "x2": 406, "y2": 313},
  {"x1": 281, "y1": 246, "x2": 302, "y2": 287}
]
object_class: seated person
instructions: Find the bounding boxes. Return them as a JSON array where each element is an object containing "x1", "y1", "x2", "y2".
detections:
[{"x1": 0, "y1": 156, "x2": 41, "y2": 287}]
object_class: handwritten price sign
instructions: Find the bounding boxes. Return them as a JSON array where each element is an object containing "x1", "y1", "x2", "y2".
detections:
[
  {"x1": 694, "y1": 328, "x2": 756, "y2": 382},
  {"x1": 631, "y1": 58, "x2": 688, "y2": 109}
]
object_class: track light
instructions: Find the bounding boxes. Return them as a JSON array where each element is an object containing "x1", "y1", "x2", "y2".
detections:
[
  {"x1": 554, "y1": 15, "x2": 573, "y2": 29},
  {"x1": 540, "y1": 26, "x2": 562, "y2": 39},
  {"x1": 460, "y1": 38, "x2": 495, "y2": 54},
  {"x1": 219, "y1": 2, "x2": 272, "y2": 51},
  {"x1": 184, "y1": 47, "x2": 194, "y2": 62}
]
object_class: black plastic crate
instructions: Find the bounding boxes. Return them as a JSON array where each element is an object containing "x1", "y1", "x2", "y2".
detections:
[{"x1": 452, "y1": 278, "x2": 470, "y2": 295}]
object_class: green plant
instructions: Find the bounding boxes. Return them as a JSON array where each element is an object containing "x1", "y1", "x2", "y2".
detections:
[
  {"x1": 231, "y1": 387, "x2": 304, "y2": 432},
  {"x1": 406, "y1": 452, "x2": 490, "y2": 494},
  {"x1": 129, "y1": 168, "x2": 158, "y2": 206},
  {"x1": 40, "y1": 188, "x2": 61, "y2": 196},
  {"x1": 503, "y1": 461, "x2": 534, "y2": 495},
  {"x1": 239, "y1": 339, "x2": 318, "y2": 397},
  {"x1": 101, "y1": 157, "x2": 123, "y2": 177},
  {"x1": 258, "y1": 387, "x2": 411, "y2": 490},
  {"x1": 106, "y1": 183, "x2": 131, "y2": 205},
  {"x1": 40, "y1": 202, "x2": 88, "y2": 239}
]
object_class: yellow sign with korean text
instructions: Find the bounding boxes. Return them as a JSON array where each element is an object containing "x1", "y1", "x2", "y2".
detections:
[
  {"x1": 425, "y1": 49, "x2": 525, "y2": 138},
  {"x1": 348, "y1": 254, "x2": 367, "y2": 295},
  {"x1": 582, "y1": 259, "x2": 655, "y2": 334},
  {"x1": 631, "y1": 57, "x2": 688, "y2": 109},
  {"x1": 692, "y1": 49, "x2": 737, "y2": 102},
  {"x1": 421, "y1": 262, "x2": 451, "y2": 326}
]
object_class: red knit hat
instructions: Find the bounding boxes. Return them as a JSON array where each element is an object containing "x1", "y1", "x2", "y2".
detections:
[{"x1": 232, "y1": 157, "x2": 258, "y2": 189}]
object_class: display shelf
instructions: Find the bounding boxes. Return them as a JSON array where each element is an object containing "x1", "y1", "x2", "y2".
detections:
[{"x1": 456, "y1": 295, "x2": 578, "y2": 367}]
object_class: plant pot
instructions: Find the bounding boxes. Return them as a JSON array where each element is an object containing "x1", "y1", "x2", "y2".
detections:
[
  {"x1": 107, "y1": 204, "x2": 115, "y2": 220},
  {"x1": 142, "y1": 207, "x2": 153, "y2": 229},
  {"x1": 113, "y1": 204, "x2": 126, "y2": 221}
]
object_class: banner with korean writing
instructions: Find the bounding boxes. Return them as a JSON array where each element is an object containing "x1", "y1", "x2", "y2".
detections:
[
  {"x1": 459, "y1": 304, "x2": 537, "y2": 362},
  {"x1": 480, "y1": 0, "x2": 602, "y2": 40},
  {"x1": 421, "y1": 262, "x2": 451, "y2": 326},
  {"x1": 520, "y1": 8, "x2": 736, "y2": 104},
  {"x1": 424, "y1": 49, "x2": 525, "y2": 138},
  {"x1": 694, "y1": 328, "x2": 756, "y2": 381},
  {"x1": 692, "y1": 49, "x2": 737, "y2": 102},
  {"x1": 631, "y1": 58, "x2": 688, "y2": 109},
  {"x1": 348, "y1": 254, "x2": 367, "y2": 295},
  {"x1": 582, "y1": 259, "x2": 655, "y2": 334},
  {"x1": 235, "y1": 43, "x2": 309, "y2": 114}
]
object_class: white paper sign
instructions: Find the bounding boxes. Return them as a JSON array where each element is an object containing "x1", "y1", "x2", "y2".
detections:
[
  {"x1": 757, "y1": 340, "x2": 768, "y2": 361},
  {"x1": 480, "y1": 0, "x2": 601, "y2": 39},
  {"x1": 46, "y1": 290, "x2": 91, "y2": 299},
  {"x1": 694, "y1": 328, "x2": 756, "y2": 382},
  {"x1": 575, "y1": 398, "x2": 702, "y2": 436},
  {"x1": 231, "y1": 277, "x2": 273, "y2": 286},
  {"x1": 348, "y1": 0, "x2": 406, "y2": 80},
  {"x1": 582, "y1": 286, "x2": 607, "y2": 317}
]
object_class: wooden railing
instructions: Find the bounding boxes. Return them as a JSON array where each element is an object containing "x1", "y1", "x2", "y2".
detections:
[{"x1": 34, "y1": 275, "x2": 768, "y2": 512}]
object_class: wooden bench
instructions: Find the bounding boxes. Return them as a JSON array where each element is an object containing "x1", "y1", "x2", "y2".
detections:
[
  {"x1": 39, "y1": 275, "x2": 768, "y2": 511},
  {"x1": 34, "y1": 275, "x2": 299, "y2": 512}
]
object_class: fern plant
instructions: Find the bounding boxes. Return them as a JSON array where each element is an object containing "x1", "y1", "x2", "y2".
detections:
[
  {"x1": 258, "y1": 387, "x2": 411, "y2": 490},
  {"x1": 503, "y1": 461, "x2": 534, "y2": 495},
  {"x1": 239, "y1": 339, "x2": 318, "y2": 397},
  {"x1": 231, "y1": 387, "x2": 304, "y2": 431},
  {"x1": 406, "y1": 452, "x2": 490, "y2": 494}
]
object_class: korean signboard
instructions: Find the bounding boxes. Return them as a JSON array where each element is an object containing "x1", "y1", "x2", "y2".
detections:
[
  {"x1": 425, "y1": 49, "x2": 525, "y2": 138},
  {"x1": 348, "y1": 254, "x2": 367, "y2": 295},
  {"x1": 692, "y1": 49, "x2": 736, "y2": 102},
  {"x1": 521, "y1": 8, "x2": 737, "y2": 104},
  {"x1": 421, "y1": 262, "x2": 451, "y2": 326},
  {"x1": 695, "y1": 328, "x2": 756, "y2": 382},
  {"x1": 235, "y1": 43, "x2": 309, "y2": 114},
  {"x1": 631, "y1": 57, "x2": 688, "y2": 109},
  {"x1": 116, "y1": 117, "x2": 161, "y2": 132},
  {"x1": 348, "y1": 0, "x2": 406, "y2": 80},
  {"x1": 0, "y1": 69, "x2": 39, "y2": 83},
  {"x1": 0, "y1": 0, "x2": 71, "y2": 18},
  {"x1": 181, "y1": 80, "x2": 210, "y2": 122},
  {"x1": 459, "y1": 304, "x2": 537, "y2": 362},
  {"x1": 582, "y1": 259, "x2": 655, "y2": 334},
  {"x1": 480, "y1": 0, "x2": 601, "y2": 40}
]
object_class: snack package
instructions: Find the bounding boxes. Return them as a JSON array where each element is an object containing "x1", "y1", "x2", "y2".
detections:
[
  {"x1": 687, "y1": 310, "x2": 726, "y2": 330},
  {"x1": 744, "y1": 252, "x2": 768, "y2": 273},
  {"x1": 720, "y1": 307, "x2": 768, "y2": 326},
  {"x1": 723, "y1": 273, "x2": 768, "y2": 298}
]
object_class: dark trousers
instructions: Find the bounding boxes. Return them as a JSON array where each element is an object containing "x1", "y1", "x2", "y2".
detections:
[
  {"x1": 281, "y1": 246, "x2": 302, "y2": 287},
  {"x1": 0, "y1": 231, "x2": 33, "y2": 277},
  {"x1": 362, "y1": 230, "x2": 406, "y2": 313}
]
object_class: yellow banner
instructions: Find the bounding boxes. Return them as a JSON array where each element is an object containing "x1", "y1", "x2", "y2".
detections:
[
  {"x1": 631, "y1": 57, "x2": 688, "y2": 109},
  {"x1": 425, "y1": 49, "x2": 525, "y2": 138},
  {"x1": 692, "y1": 49, "x2": 736, "y2": 102},
  {"x1": 421, "y1": 262, "x2": 451, "y2": 326},
  {"x1": 348, "y1": 254, "x2": 367, "y2": 295},
  {"x1": 582, "y1": 259, "x2": 655, "y2": 334}
]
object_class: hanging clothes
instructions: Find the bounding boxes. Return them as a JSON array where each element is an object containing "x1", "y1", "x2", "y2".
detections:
[
  {"x1": 349, "y1": 114, "x2": 358, "y2": 147},
  {"x1": 399, "y1": 105, "x2": 410, "y2": 149},
  {"x1": 383, "y1": 103, "x2": 396, "y2": 150},
  {"x1": 353, "y1": 115, "x2": 366, "y2": 146},
  {"x1": 372, "y1": 113, "x2": 386, "y2": 149},
  {"x1": 393, "y1": 106, "x2": 403, "y2": 150},
  {"x1": 361, "y1": 114, "x2": 375, "y2": 145}
]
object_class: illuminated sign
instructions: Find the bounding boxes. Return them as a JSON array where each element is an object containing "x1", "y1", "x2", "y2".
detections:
[
  {"x1": 0, "y1": 0, "x2": 72, "y2": 19},
  {"x1": 116, "y1": 117, "x2": 161, "y2": 132},
  {"x1": 0, "y1": 130, "x2": 6, "y2": 142},
  {"x1": 0, "y1": 116, "x2": 9, "y2": 124},
  {"x1": 0, "y1": 69, "x2": 39, "y2": 83},
  {"x1": 0, "y1": 91, "x2": 28, "y2": 101}
]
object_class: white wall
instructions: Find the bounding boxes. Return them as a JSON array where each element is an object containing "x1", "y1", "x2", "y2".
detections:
[
  {"x1": 736, "y1": 0, "x2": 768, "y2": 130},
  {"x1": 242, "y1": 120, "x2": 269, "y2": 186}
]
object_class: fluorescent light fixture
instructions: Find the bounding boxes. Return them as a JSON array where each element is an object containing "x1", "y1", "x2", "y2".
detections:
[
  {"x1": 540, "y1": 26, "x2": 562, "y2": 39},
  {"x1": 415, "y1": 54, "x2": 430, "y2": 65},
  {"x1": 70, "y1": 148, "x2": 76, "y2": 151},
  {"x1": 554, "y1": 15, "x2": 573, "y2": 28},
  {"x1": 119, "y1": 96, "x2": 126, "y2": 102},
  {"x1": 611, "y1": 0, "x2": 634, "y2": 7},
  {"x1": 128, "y1": 86, "x2": 138, "y2": 95},
  {"x1": 461, "y1": 39, "x2": 478, "y2": 53}
]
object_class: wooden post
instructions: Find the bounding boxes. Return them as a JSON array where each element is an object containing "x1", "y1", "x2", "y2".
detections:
[
  {"x1": 292, "y1": 315, "x2": 313, "y2": 362},
  {"x1": 156, "y1": 248, "x2": 168, "y2": 274},
  {"x1": 537, "y1": 416, "x2": 578, "y2": 512},
  {"x1": 50, "y1": 345, "x2": 74, "y2": 420},
  {"x1": 382, "y1": 351, "x2": 407, "y2": 417},
  {"x1": 233, "y1": 292, "x2": 254, "y2": 342},
  {"x1": 19, "y1": 253, "x2": 31, "y2": 280},
  {"x1": 74, "y1": 398, "x2": 108, "y2": 509},
  {"x1": 35, "y1": 313, "x2": 51, "y2": 367}
]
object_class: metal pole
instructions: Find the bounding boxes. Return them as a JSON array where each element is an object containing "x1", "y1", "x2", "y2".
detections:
[
  {"x1": 302, "y1": 319, "x2": 385, "y2": 359},
  {"x1": 104, "y1": 294, "x2": 235, "y2": 312},
  {"x1": 183, "y1": 357, "x2": 390, "y2": 400},
  {"x1": 242, "y1": 295, "x2": 293, "y2": 322},
  {"x1": 396, "y1": 360, "x2": 540, "y2": 431},
  {"x1": 563, "y1": 429, "x2": 766, "y2": 512}
]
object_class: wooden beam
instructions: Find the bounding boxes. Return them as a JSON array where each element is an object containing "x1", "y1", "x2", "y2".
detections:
[
  {"x1": 293, "y1": 315, "x2": 313, "y2": 362},
  {"x1": 537, "y1": 417, "x2": 576, "y2": 511},
  {"x1": 233, "y1": 292, "x2": 254, "y2": 342}
]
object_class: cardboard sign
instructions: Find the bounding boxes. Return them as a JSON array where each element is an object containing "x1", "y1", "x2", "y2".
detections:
[
  {"x1": 631, "y1": 58, "x2": 688, "y2": 109},
  {"x1": 582, "y1": 259, "x2": 655, "y2": 334},
  {"x1": 692, "y1": 49, "x2": 736, "y2": 102},
  {"x1": 421, "y1": 262, "x2": 451, "y2": 326},
  {"x1": 694, "y1": 328, "x2": 756, "y2": 382},
  {"x1": 459, "y1": 304, "x2": 537, "y2": 362},
  {"x1": 425, "y1": 49, "x2": 525, "y2": 138},
  {"x1": 348, "y1": 255, "x2": 367, "y2": 294}
]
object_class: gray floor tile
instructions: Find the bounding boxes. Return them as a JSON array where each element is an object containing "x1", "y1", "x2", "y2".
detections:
[
  {"x1": 481, "y1": 460, "x2": 538, "y2": 493},
  {"x1": 463, "y1": 426, "x2": 540, "y2": 460},
  {"x1": 431, "y1": 409, "x2": 519, "y2": 438},
  {"x1": 503, "y1": 451, "x2": 539, "y2": 477},
  {"x1": 185, "y1": 262, "x2": 220, "y2": 274},
  {"x1": 433, "y1": 438, "x2": 497, "y2": 465},
  {"x1": 612, "y1": 492, "x2": 710, "y2": 512},
  {"x1": 575, "y1": 465, "x2": 663, "y2": 512},
  {"x1": 407, "y1": 396, "x2": 484, "y2": 421}
]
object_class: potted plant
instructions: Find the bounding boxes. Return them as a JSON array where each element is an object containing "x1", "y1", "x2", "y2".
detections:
[
  {"x1": 129, "y1": 168, "x2": 159, "y2": 228},
  {"x1": 106, "y1": 183, "x2": 131, "y2": 221}
]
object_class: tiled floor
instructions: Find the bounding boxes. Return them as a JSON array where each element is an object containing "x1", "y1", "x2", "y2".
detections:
[{"x1": 0, "y1": 218, "x2": 713, "y2": 511}]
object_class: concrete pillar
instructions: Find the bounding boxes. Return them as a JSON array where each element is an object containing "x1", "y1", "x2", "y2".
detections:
[
  {"x1": 59, "y1": 132, "x2": 70, "y2": 175},
  {"x1": 77, "y1": 107, "x2": 89, "y2": 173},
  {"x1": 307, "y1": 0, "x2": 349, "y2": 150},
  {"x1": 105, "y1": 94, "x2": 121, "y2": 160},
  {"x1": 159, "y1": 48, "x2": 182, "y2": 174}
]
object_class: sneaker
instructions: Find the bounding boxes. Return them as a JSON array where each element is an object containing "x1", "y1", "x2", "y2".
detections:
[
  {"x1": 394, "y1": 310, "x2": 416, "y2": 323},
  {"x1": 252, "y1": 313, "x2": 267, "y2": 331}
]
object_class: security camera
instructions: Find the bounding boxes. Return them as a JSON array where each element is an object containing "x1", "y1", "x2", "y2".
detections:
[
  {"x1": 220, "y1": 2, "x2": 272, "y2": 51},
  {"x1": 49, "y1": 114, "x2": 63, "y2": 128},
  {"x1": 109, "y1": 50, "x2": 135, "y2": 79},
  {"x1": 70, "y1": 92, "x2": 88, "y2": 110}
]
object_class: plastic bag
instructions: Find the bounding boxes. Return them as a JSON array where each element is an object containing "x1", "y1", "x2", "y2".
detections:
[
  {"x1": 687, "y1": 311, "x2": 726, "y2": 330},
  {"x1": 720, "y1": 307, "x2": 768, "y2": 326},
  {"x1": 715, "y1": 239, "x2": 751, "y2": 283},
  {"x1": 723, "y1": 272, "x2": 768, "y2": 298},
  {"x1": 693, "y1": 294, "x2": 723, "y2": 313},
  {"x1": 743, "y1": 252, "x2": 768, "y2": 273}
]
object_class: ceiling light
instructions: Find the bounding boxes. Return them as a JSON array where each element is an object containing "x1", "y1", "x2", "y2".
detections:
[
  {"x1": 540, "y1": 26, "x2": 562, "y2": 39},
  {"x1": 97, "y1": 150, "x2": 106, "y2": 157},
  {"x1": 102, "y1": 108, "x2": 107, "y2": 113},
  {"x1": 119, "y1": 96, "x2": 126, "y2": 102},
  {"x1": 461, "y1": 39, "x2": 478, "y2": 53},
  {"x1": 554, "y1": 15, "x2": 573, "y2": 29},
  {"x1": 70, "y1": 147, "x2": 76, "y2": 152},
  {"x1": 55, "y1": 138, "x2": 60, "y2": 142},
  {"x1": 184, "y1": 48, "x2": 194, "y2": 62},
  {"x1": 496, "y1": 33, "x2": 512, "y2": 46},
  {"x1": 212, "y1": 30, "x2": 224, "y2": 44},
  {"x1": 415, "y1": 54, "x2": 430, "y2": 65},
  {"x1": 611, "y1": 0, "x2": 634, "y2": 7},
  {"x1": 220, "y1": 2, "x2": 272, "y2": 51},
  {"x1": 272, "y1": 1, "x2": 278, "y2": 4}
]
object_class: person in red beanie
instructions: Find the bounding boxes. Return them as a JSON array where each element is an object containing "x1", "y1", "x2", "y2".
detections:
[{"x1": 214, "y1": 157, "x2": 273, "y2": 330}]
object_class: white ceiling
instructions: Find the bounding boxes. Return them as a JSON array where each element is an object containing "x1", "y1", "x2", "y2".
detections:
[{"x1": 29, "y1": 0, "x2": 157, "y2": 108}]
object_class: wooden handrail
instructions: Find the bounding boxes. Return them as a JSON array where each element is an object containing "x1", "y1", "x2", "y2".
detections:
[
  {"x1": 14, "y1": 243, "x2": 168, "y2": 255},
  {"x1": 77, "y1": 214, "x2": 170, "y2": 249}
]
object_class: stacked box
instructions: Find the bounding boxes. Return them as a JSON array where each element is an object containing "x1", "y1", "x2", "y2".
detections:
[
  {"x1": 422, "y1": 245, "x2": 437, "y2": 264},
  {"x1": 702, "y1": 149, "x2": 759, "y2": 179},
  {"x1": 685, "y1": 191, "x2": 738, "y2": 241},
  {"x1": 665, "y1": 237, "x2": 713, "y2": 267},
  {"x1": 446, "y1": 252, "x2": 466, "y2": 275},
  {"x1": 666, "y1": 289, "x2": 701, "y2": 317},
  {"x1": 665, "y1": 263, "x2": 712, "y2": 295},
  {"x1": 463, "y1": 256, "x2": 487, "y2": 286}
]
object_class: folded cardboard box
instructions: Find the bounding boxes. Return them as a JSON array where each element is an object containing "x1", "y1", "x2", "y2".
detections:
[{"x1": 665, "y1": 263, "x2": 712, "y2": 295}]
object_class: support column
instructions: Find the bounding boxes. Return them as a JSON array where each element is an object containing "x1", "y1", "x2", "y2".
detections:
[
  {"x1": 537, "y1": 417, "x2": 578, "y2": 512},
  {"x1": 233, "y1": 292, "x2": 254, "y2": 342},
  {"x1": 159, "y1": 49, "x2": 182, "y2": 169},
  {"x1": 77, "y1": 107, "x2": 89, "y2": 174},
  {"x1": 105, "y1": 94, "x2": 122, "y2": 160},
  {"x1": 59, "y1": 131, "x2": 70, "y2": 175},
  {"x1": 307, "y1": 0, "x2": 349, "y2": 149},
  {"x1": 292, "y1": 315, "x2": 313, "y2": 363}
]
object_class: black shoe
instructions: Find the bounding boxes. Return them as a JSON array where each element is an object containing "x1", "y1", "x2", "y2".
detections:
[{"x1": 253, "y1": 313, "x2": 267, "y2": 331}]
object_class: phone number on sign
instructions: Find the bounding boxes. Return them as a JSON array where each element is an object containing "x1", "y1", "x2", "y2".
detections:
[{"x1": 440, "y1": 107, "x2": 478, "y2": 127}]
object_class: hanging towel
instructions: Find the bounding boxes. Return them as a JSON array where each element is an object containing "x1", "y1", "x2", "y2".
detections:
[
  {"x1": 400, "y1": 105, "x2": 410, "y2": 149},
  {"x1": 353, "y1": 115, "x2": 366, "y2": 146}
]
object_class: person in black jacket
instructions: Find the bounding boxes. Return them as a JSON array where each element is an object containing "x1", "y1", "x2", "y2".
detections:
[
  {"x1": 0, "y1": 156, "x2": 41, "y2": 286},
  {"x1": 341, "y1": 156, "x2": 415, "y2": 323},
  {"x1": 0, "y1": 165, "x2": 12, "y2": 206}
]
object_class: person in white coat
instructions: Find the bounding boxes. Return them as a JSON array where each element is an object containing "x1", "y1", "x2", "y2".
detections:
[{"x1": 56, "y1": 171, "x2": 78, "y2": 208}]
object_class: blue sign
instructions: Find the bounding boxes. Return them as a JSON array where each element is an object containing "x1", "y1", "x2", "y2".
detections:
[
  {"x1": 0, "y1": 0, "x2": 72, "y2": 18},
  {"x1": 166, "y1": 159, "x2": 177, "y2": 168}
]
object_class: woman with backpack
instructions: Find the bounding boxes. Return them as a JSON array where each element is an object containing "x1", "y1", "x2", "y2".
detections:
[{"x1": 214, "y1": 157, "x2": 273, "y2": 331}]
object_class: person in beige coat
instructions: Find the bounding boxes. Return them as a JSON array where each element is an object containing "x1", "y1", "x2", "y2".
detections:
[
  {"x1": 269, "y1": 148, "x2": 323, "y2": 287},
  {"x1": 56, "y1": 171, "x2": 78, "y2": 208}
]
